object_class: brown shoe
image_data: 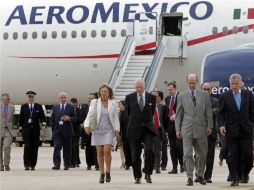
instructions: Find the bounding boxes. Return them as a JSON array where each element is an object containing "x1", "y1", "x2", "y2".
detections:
[
  {"x1": 0, "y1": 165, "x2": 4, "y2": 171},
  {"x1": 4, "y1": 165, "x2": 10, "y2": 171}
]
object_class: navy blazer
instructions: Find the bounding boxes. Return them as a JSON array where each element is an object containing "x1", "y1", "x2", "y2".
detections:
[
  {"x1": 218, "y1": 89, "x2": 254, "y2": 138},
  {"x1": 51, "y1": 103, "x2": 76, "y2": 137}
]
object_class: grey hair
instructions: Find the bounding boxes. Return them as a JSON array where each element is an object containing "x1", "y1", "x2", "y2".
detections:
[
  {"x1": 134, "y1": 78, "x2": 145, "y2": 87},
  {"x1": 1, "y1": 93, "x2": 10, "y2": 98},
  {"x1": 187, "y1": 74, "x2": 198, "y2": 81},
  {"x1": 229, "y1": 73, "x2": 242, "y2": 83},
  {"x1": 58, "y1": 92, "x2": 68, "y2": 98}
]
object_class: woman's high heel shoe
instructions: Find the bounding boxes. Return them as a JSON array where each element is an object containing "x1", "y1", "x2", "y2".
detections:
[
  {"x1": 99, "y1": 173, "x2": 105, "y2": 184},
  {"x1": 106, "y1": 172, "x2": 111, "y2": 182}
]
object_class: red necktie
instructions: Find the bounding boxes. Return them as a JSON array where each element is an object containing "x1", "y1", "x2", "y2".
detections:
[
  {"x1": 168, "y1": 96, "x2": 175, "y2": 117},
  {"x1": 153, "y1": 108, "x2": 159, "y2": 129}
]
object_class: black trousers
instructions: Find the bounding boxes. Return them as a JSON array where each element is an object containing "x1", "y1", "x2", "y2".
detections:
[
  {"x1": 226, "y1": 136, "x2": 253, "y2": 181},
  {"x1": 123, "y1": 139, "x2": 132, "y2": 167},
  {"x1": 167, "y1": 123, "x2": 183, "y2": 170},
  {"x1": 161, "y1": 136, "x2": 168, "y2": 168},
  {"x1": 84, "y1": 134, "x2": 98, "y2": 167},
  {"x1": 53, "y1": 133, "x2": 72, "y2": 168},
  {"x1": 129, "y1": 130, "x2": 154, "y2": 179},
  {"x1": 23, "y1": 134, "x2": 40, "y2": 168},
  {"x1": 153, "y1": 129, "x2": 162, "y2": 168},
  {"x1": 71, "y1": 135, "x2": 81, "y2": 166},
  {"x1": 204, "y1": 137, "x2": 216, "y2": 179}
]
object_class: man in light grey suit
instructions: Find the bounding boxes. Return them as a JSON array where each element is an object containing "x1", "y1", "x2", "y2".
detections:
[
  {"x1": 0, "y1": 93, "x2": 15, "y2": 171},
  {"x1": 175, "y1": 74, "x2": 213, "y2": 186}
]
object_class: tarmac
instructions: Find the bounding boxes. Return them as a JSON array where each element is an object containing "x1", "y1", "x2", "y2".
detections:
[{"x1": 0, "y1": 144, "x2": 254, "y2": 190}]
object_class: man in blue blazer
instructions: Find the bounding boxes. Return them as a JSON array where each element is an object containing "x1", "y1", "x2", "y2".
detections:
[{"x1": 51, "y1": 92, "x2": 76, "y2": 170}]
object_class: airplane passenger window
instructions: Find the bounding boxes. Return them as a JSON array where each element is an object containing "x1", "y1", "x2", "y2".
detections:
[
  {"x1": 232, "y1": 26, "x2": 238, "y2": 34},
  {"x1": 3, "y1": 32, "x2": 8, "y2": 40},
  {"x1": 13, "y1": 32, "x2": 18, "y2": 40},
  {"x1": 121, "y1": 29, "x2": 127, "y2": 37},
  {"x1": 22, "y1": 32, "x2": 28, "y2": 39},
  {"x1": 243, "y1": 26, "x2": 249, "y2": 34},
  {"x1": 42, "y1": 31, "x2": 47, "y2": 39},
  {"x1": 52, "y1": 31, "x2": 57, "y2": 39},
  {"x1": 81, "y1": 31, "x2": 87, "y2": 38},
  {"x1": 32, "y1": 32, "x2": 37, "y2": 39},
  {"x1": 91, "y1": 30, "x2": 97, "y2": 38},
  {"x1": 222, "y1": 27, "x2": 228, "y2": 35},
  {"x1": 111, "y1": 30, "x2": 117, "y2": 37},
  {"x1": 71, "y1": 31, "x2": 77, "y2": 38},
  {"x1": 212, "y1": 27, "x2": 218, "y2": 34},
  {"x1": 101, "y1": 30, "x2": 106, "y2": 38},
  {"x1": 62, "y1": 31, "x2": 67, "y2": 39}
]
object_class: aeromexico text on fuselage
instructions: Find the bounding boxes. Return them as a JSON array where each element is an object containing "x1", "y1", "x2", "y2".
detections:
[
  {"x1": 212, "y1": 86, "x2": 254, "y2": 95},
  {"x1": 5, "y1": 1, "x2": 213, "y2": 26}
]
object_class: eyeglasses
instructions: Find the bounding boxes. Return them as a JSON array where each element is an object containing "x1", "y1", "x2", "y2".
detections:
[{"x1": 203, "y1": 88, "x2": 211, "y2": 91}]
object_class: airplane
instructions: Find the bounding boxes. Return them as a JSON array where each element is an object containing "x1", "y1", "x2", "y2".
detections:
[{"x1": 1, "y1": 0, "x2": 254, "y2": 105}]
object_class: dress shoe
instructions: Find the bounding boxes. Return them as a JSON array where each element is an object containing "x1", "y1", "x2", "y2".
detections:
[
  {"x1": 161, "y1": 167, "x2": 166, "y2": 171},
  {"x1": 125, "y1": 166, "x2": 130, "y2": 170},
  {"x1": 30, "y1": 167, "x2": 35, "y2": 171},
  {"x1": 75, "y1": 164, "x2": 80, "y2": 168},
  {"x1": 194, "y1": 177, "x2": 206, "y2": 185},
  {"x1": 95, "y1": 167, "x2": 99, "y2": 171},
  {"x1": 156, "y1": 168, "x2": 161, "y2": 174},
  {"x1": 0, "y1": 165, "x2": 4, "y2": 171},
  {"x1": 186, "y1": 178, "x2": 193, "y2": 186},
  {"x1": 134, "y1": 178, "x2": 141, "y2": 184},
  {"x1": 64, "y1": 167, "x2": 69, "y2": 170},
  {"x1": 205, "y1": 178, "x2": 212, "y2": 183},
  {"x1": 145, "y1": 174, "x2": 152, "y2": 183},
  {"x1": 25, "y1": 167, "x2": 30, "y2": 171},
  {"x1": 99, "y1": 173, "x2": 105, "y2": 184},
  {"x1": 227, "y1": 174, "x2": 232, "y2": 182},
  {"x1": 52, "y1": 166, "x2": 60, "y2": 170},
  {"x1": 4, "y1": 165, "x2": 10, "y2": 171},
  {"x1": 86, "y1": 166, "x2": 91, "y2": 170},
  {"x1": 168, "y1": 169, "x2": 177, "y2": 174},
  {"x1": 180, "y1": 165, "x2": 185, "y2": 173},
  {"x1": 106, "y1": 172, "x2": 111, "y2": 182},
  {"x1": 240, "y1": 175, "x2": 249, "y2": 183},
  {"x1": 230, "y1": 180, "x2": 239, "y2": 186}
]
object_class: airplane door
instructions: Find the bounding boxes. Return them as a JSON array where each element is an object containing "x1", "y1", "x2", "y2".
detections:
[{"x1": 134, "y1": 12, "x2": 157, "y2": 54}]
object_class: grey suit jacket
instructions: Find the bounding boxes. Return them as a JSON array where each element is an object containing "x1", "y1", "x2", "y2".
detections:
[
  {"x1": 0, "y1": 103, "x2": 15, "y2": 137},
  {"x1": 175, "y1": 89, "x2": 213, "y2": 139}
]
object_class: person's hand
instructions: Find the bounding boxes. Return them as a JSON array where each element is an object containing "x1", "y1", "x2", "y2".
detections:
[
  {"x1": 85, "y1": 127, "x2": 91, "y2": 135},
  {"x1": 170, "y1": 113, "x2": 176, "y2": 121},
  {"x1": 220, "y1": 127, "x2": 226, "y2": 136},
  {"x1": 63, "y1": 115, "x2": 70, "y2": 121},
  {"x1": 207, "y1": 128, "x2": 212, "y2": 136},
  {"x1": 176, "y1": 130, "x2": 182, "y2": 139}
]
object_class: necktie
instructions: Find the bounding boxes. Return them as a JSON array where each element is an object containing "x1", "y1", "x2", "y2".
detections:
[
  {"x1": 234, "y1": 92, "x2": 241, "y2": 110},
  {"x1": 3, "y1": 105, "x2": 8, "y2": 118},
  {"x1": 191, "y1": 90, "x2": 196, "y2": 106},
  {"x1": 168, "y1": 96, "x2": 175, "y2": 117},
  {"x1": 61, "y1": 104, "x2": 65, "y2": 115},
  {"x1": 139, "y1": 95, "x2": 144, "y2": 111},
  {"x1": 30, "y1": 104, "x2": 33, "y2": 112},
  {"x1": 153, "y1": 107, "x2": 159, "y2": 129}
]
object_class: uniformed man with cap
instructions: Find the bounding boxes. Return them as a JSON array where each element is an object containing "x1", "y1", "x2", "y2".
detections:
[{"x1": 19, "y1": 91, "x2": 46, "y2": 170}]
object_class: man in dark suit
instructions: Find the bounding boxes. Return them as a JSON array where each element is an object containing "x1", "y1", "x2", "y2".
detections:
[
  {"x1": 218, "y1": 73, "x2": 254, "y2": 186},
  {"x1": 79, "y1": 93, "x2": 99, "y2": 170},
  {"x1": 125, "y1": 79, "x2": 156, "y2": 184},
  {"x1": 151, "y1": 91, "x2": 167, "y2": 174},
  {"x1": 202, "y1": 83, "x2": 219, "y2": 183},
  {"x1": 51, "y1": 92, "x2": 76, "y2": 170},
  {"x1": 19, "y1": 91, "x2": 46, "y2": 170},
  {"x1": 70, "y1": 98, "x2": 81, "y2": 168},
  {"x1": 164, "y1": 82, "x2": 184, "y2": 174}
]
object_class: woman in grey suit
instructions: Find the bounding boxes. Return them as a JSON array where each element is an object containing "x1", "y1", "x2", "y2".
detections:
[{"x1": 84, "y1": 84, "x2": 120, "y2": 183}]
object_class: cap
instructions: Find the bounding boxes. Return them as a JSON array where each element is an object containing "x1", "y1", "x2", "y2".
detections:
[{"x1": 26, "y1": 91, "x2": 37, "y2": 96}]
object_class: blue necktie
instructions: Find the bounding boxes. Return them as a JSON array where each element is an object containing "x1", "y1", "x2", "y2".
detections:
[
  {"x1": 61, "y1": 104, "x2": 65, "y2": 115},
  {"x1": 3, "y1": 105, "x2": 8, "y2": 118},
  {"x1": 191, "y1": 90, "x2": 196, "y2": 106},
  {"x1": 234, "y1": 92, "x2": 241, "y2": 110}
]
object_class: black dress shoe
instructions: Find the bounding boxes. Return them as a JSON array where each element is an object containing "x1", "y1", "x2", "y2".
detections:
[
  {"x1": 145, "y1": 174, "x2": 152, "y2": 183},
  {"x1": 95, "y1": 167, "x2": 99, "y2": 171},
  {"x1": 186, "y1": 178, "x2": 193, "y2": 186},
  {"x1": 180, "y1": 165, "x2": 185, "y2": 173},
  {"x1": 194, "y1": 177, "x2": 206, "y2": 185},
  {"x1": 240, "y1": 175, "x2": 249, "y2": 183},
  {"x1": 125, "y1": 166, "x2": 130, "y2": 170},
  {"x1": 205, "y1": 178, "x2": 212, "y2": 183},
  {"x1": 168, "y1": 169, "x2": 177, "y2": 174},
  {"x1": 227, "y1": 174, "x2": 232, "y2": 182},
  {"x1": 135, "y1": 178, "x2": 141, "y2": 184},
  {"x1": 156, "y1": 168, "x2": 161, "y2": 174},
  {"x1": 99, "y1": 173, "x2": 105, "y2": 184},
  {"x1": 64, "y1": 167, "x2": 69, "y2": 170},
  {"x1": 25, "y1": 167, "x2": 30, "y2": 171},
  {"x1": 230, "y1": 180, "x2": 239, "y2": 186},
  {"x1": 52, "y1": 166, "x2": 60, "y2": 170},
  {"x1": 30, "y1": 167, "x2": 35, "y2": 171},
  {"x1": 86, "y1": 166, "x2": 91, "y2": 170},
  {"x1": 161, "y1": 167, "x2": 166, "y2": 171},
  {"x1": 106, "y1": 172, "x2": 111, "y2": 182}
]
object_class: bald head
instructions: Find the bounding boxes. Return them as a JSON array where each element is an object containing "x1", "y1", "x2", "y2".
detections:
[
  {"x1": 187, "y1": 74, "x2": 198, "y2": 90},
  {"x1": 134, "y1": 79, "x2": 145, "y2": 95}
]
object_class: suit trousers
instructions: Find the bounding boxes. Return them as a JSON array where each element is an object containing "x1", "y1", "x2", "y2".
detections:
[
  {"x1": 226, "y1": 136, "x2": 253, "y2": 180},
  {"x1": 23, "y1": 133, "x2": 40, "y2": 168},
  {"x1": 53, "y1": 133, "x2": 72, "y2": 168},
  {"x1": 0, "y1": 128, "x2": 12, "y2": 166},
  {"x1": 71, "y1": 135, "x2": 81, "y2": 166},
  {"x1": 160, "y1": 137, "x2": 168, "y2": 168},
  {"x1": 183, "y1": 137, "x2": 208, "y2": 179},
  {"x1": 153, "y1": 128, "x2": 162, "y2": 168},
  {"x1": 123, "y1": 138, "x2": 132, "y2": 167},
  {"x1": 204, "y1": 137, "x2": 216, "y2": 179},
  {"x1": 84, "y1": 134, "x2": 98, "y2": 167},
  {"x1": 129, "y1": 129, "x2": 154, "y2": 179}
]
